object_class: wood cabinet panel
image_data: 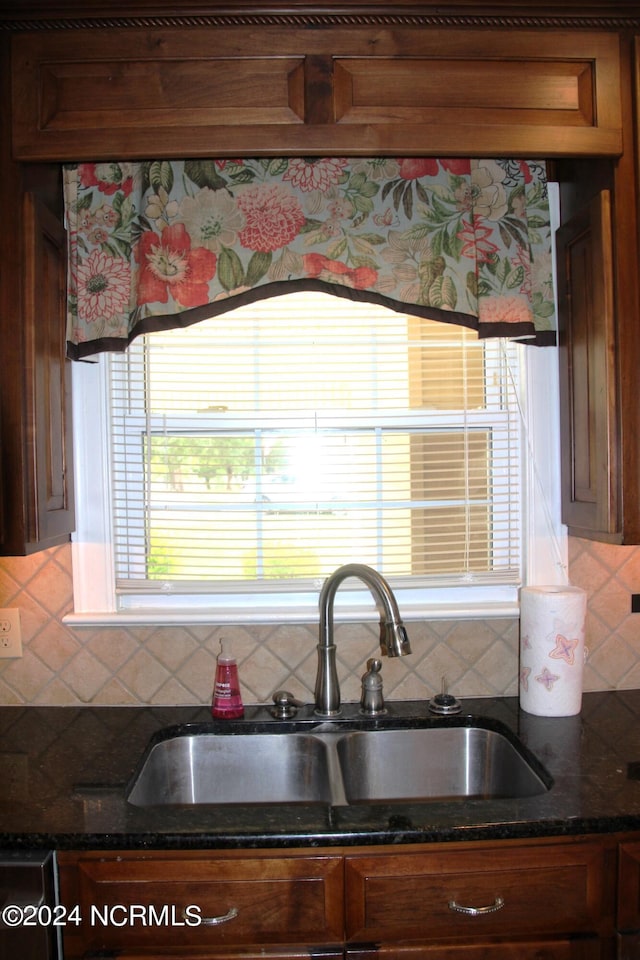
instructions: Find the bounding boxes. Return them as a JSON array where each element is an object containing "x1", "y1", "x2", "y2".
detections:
[
  {"x1": 37, "y1": 56, "x2": 306, "y2": 130},
  {"x1": 0, "y1": 179, "x2": 75, "y2": 556},
  {"x1": 11, "y1": 27, "x2": 622, "y2": 160},
  {"x1": 57, "y1": 850, "x2": 344, "y2": 959},
  {"x1": 345, "y1": 839, "x2": 616, "y2": 944},
  {"x1": 22, "y1": 192, "x2": 75, "y2": 546},
  {"x1": 556, "y1": 190, "x2": 618, "y2": 540},
  {"x1": 334, "y1": 56, "x2": 596, "y2": 126}
]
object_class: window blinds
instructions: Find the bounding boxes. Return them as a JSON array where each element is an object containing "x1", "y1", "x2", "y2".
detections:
[{"x1": 109, "y1": 291, "x2": 522, "y2": 595}]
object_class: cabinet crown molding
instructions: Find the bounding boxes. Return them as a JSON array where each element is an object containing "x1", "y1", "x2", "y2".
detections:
[{"x1": 1, "y1": 4, "x2": 640, "y2": 31}]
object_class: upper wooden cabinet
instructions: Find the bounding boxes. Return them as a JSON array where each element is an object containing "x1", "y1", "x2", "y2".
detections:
[
  {"x1": 10, "y1": 26, "x2": 623, "y2": 160},
  {"x1": 21, "y1": 192, "x2": 75, "y2": 549},
  {"x1": 0, "y1": 28, "x2": 75, "y2": 556},
  {"x1": 0, "y1": 184, "x2": 75, "y2": 556},
  {"x1": 556, "y1": 190, "x2": 619, "y2": 541}
]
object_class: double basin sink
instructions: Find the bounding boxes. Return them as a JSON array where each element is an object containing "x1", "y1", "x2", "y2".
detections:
[{"x1": 127, "y1": 715, "x2": 552, "y2": 808}]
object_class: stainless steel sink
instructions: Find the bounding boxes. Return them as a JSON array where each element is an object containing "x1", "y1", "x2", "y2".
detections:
[
  {"x1": 336, "y1": 727, "x2": 549, "y2": 802},
  {"x1": 127, "y1": 733, "x2": 333, "y2": 806},
  {"x1": 127, "y1": 721, "x2": 551, "y2": 807}
]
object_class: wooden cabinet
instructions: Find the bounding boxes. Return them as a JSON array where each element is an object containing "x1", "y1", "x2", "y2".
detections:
[
  {"x1": 0, "y1": 187, "x2": 74, "y2": 555},
  {"x1": 556, "y1": 190, "x2": 619, "y2": 541},
  {"x1": 20, "y1": 192, "x2": 75, "y2": 549},
  {"x1": 9, "y1": 26, "x2": 622, "y2": 161},
  {"x1": 0, "y1": 34, "x2": 75, "y2": 556},
  {"x1": 58, "y1": 837, "x2": 618, "y2": 959},
  {"x1": 552, "y1": 24, "x2": 640, "y2": 546},
  {"x1": 56, "y1": 849, "x2": 344, "y2": 959}
]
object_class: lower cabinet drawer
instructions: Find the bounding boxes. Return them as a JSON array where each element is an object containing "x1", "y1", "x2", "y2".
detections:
[
  {"x1": 345, "y1": 838, "x2": 616, "y2": 943},
  {"x1": 57, "y1": 850, "x2": 344, "y2": 957}
]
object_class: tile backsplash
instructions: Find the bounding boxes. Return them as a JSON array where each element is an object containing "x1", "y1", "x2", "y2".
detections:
[{"x1": 0, "y1": 536, "x2": 639, "y2": 706}]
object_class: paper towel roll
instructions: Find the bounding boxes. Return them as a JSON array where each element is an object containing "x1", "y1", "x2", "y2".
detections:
[{"x1": 519, "y1": 585, "x2": 586, "y2": 717}]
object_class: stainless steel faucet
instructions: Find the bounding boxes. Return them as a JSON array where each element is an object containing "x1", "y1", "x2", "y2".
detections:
[{"x1": 314, "y1": 563, "x2": 412, "y2": 717}]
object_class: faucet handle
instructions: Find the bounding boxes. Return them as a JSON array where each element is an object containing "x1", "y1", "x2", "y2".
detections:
[
  {"x1": 270, "y1": 690, "x2": 303, "y2": 719},
  {"x1": 360, "y1": 658, "x2": 386, "y2": 716}
]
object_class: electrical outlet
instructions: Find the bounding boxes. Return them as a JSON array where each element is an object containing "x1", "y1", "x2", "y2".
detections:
[{"x1": 0, "y1": 609, "x2": 23, "y2": 658}]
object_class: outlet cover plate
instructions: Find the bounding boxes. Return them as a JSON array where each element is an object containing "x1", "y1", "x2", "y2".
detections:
[{"x1": 0, "y1": 608, "x2": 23, "y2": 658}]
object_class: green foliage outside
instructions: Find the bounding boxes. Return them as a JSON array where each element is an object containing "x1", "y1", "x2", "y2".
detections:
[
  {"x1": 146, "y1": 435, "x2": 318, "y2": 581},
  {"x1": 147, "y1": 536, "x2": 183, "y2": 579},
  {"x1": 150, "y1": 435, "x2": 255, "y2": 490},
  {"x1": 149, "y1": 435, "x2": 290, "y2": 491}
]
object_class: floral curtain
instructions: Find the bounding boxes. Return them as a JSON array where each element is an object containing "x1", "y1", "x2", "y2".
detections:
[{"x1": 63, "y1": 157, "x2": 556, "y2": 359}]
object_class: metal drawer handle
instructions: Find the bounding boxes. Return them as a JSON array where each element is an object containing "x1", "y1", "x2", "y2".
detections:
[
  {"x1": 448, "y1": 896, "x2": 505, "y2": 916},
  {"x1": 183, "y1": 906, "x2": 239, "y2": 926}
]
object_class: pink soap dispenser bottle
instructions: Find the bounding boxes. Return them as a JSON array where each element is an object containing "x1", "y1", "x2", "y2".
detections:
[{"x1": 211, "y1": 638, "x2": 244, "y2": 719}]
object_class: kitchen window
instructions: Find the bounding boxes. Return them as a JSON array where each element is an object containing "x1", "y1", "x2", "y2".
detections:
[{"x1": 68, "y1": 292, "x2": 565, "y2": 626}]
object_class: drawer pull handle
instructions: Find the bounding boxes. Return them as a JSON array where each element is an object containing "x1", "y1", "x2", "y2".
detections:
[
  {"x1": 448, "y1": 896, "x2": 505, "y2": 916},
  {"x1": 190, "y1": 907, "x2": 239, "y2": 926}
]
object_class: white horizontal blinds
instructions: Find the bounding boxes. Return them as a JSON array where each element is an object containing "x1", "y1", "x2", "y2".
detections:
[
  {"x1": 109, "y1": 291, "x2": 521, "y2": 593},
  {"x1": 407, "y1": 316, "x2": 520, "y2": 577}
]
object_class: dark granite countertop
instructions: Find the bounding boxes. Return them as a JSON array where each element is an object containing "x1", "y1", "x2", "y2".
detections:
[{"x1": 2, "y1": 690, "x2": 640, "y2": 851}]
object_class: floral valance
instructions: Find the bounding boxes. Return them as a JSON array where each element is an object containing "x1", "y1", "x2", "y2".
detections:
[{"x1": 63, "y1": 157, "x2": 556, "y2": 359}]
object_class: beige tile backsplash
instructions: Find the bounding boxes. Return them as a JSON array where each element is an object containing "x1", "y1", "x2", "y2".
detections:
[{"x1": 1, "y1": 536, "x2": 639, "y2": 706}]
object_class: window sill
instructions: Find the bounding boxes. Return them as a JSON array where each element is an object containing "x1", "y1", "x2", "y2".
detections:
[{"x1": 62, "y1": 600, "x2": 520, "y2": 627}]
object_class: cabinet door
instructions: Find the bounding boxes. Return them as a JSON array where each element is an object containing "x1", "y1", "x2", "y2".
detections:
[
  {"x1": 556, "y1": 190, "x2": 618, "y2": 541},
  {"x1": 345, "y1": 838, "x2": 616, "y2": 944},
  {"x1": 21, "y1": 191, "x2": 75, "y2": 548},
  {"x1": 58, "y1": 850, "x2": 344, "y2": 958}
]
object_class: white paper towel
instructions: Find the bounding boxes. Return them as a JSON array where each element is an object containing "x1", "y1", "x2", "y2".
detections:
[{"x1": 519, "y1": 585, "x2": 587, "y2": 717}]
